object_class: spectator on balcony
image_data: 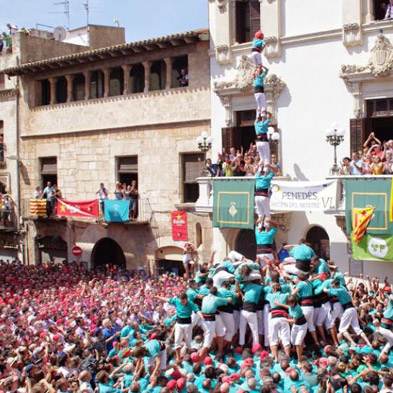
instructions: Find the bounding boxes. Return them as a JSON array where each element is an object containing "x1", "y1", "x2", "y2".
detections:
[
  {"x1": 244, "y1": 155, "x2": 256, "y2": 176},
  {"x1": 54, "y1": 185, "x2": 62, "y2": 200},
  {"x1": 114, "y1": 182, "x2": 124, "y2": 200},
  {"x1": 177, "y1": 68, "x2": 189, "y2": 87},
  {"x1": 370, "y1": 155, "x2": 385, "y2": 175},
  {"x1": 350, "y1": 152, "x2": 364, "y2": 175},
  {"x1": 2, "y1": 194, "x2": 12, "y2": 226},
  {"x1": 223, "y1": 158, "x2": 234, "y2": 177},
  {"x1": 129, "y1": 180, "x2": 139, "y2": 219},
  {"x1": 385, "y1": 0, "x2": 393, "y2": 19},
  {"x1": 33, "y1": 186, "x2": 42, "y2": 199},
  {"x1": 363, "y1": 132, "x2": 381, "y2": 151},
  {"x1": 385, "y1": 150, "x2": 393, "y2": 174},
  {"x1": 206, "y1": 158, "x2": 220, "y2": 177},
  {"x1": 270, "y1": 153, "x2": 282, "y2": 176},
  {"x1": 96, "y1": 183, "x2": 108, "y2": 214},
  {"x1": 42, "y1": 181, "x2": 56, "y2": 216},
  {"x1": 339, "y1": 157, "x2": 352, "y2": 175},
  {"x1": 232, "y1": 157, "x2": 246, "y2": 177}
]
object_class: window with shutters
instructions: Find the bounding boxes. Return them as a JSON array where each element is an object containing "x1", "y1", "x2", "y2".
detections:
[
  {"x1": 116, "y1": 156, "x2": 138, "y2": 186},
  {"x1": 40, "y1": 157, "x2": 57, "y2": 188},
  {"x1": 181, "y1": 153, "x2": 204, "y2": 203},
  {"x1": 235, "y1": 0, "x2": 261, "y2": 44}
]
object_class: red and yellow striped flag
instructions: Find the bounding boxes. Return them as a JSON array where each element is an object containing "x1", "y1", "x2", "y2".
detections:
[
  {"x1": 352, "y1": 207, "x2": 375, "y2": 244},
  {"x1": 390, "y1": 179, "x2": 393, "y2": 222}
]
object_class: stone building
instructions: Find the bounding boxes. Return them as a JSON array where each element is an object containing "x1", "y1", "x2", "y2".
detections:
[
  {"x1": 204, "y1": 0, "x2": 393, "y2": 279},
  {"x1": 1, "y1": 26, "x2": 212, "y2": 273}
]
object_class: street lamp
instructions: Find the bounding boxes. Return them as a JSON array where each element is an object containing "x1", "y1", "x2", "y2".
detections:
[
  {"x1": 196, "y1": 131, "x2": 213, "y2": 153},
  {"x1": 196, "y1": 132, "x2": 213, "y2": 176},
  {"x1": 326, "y1": 123, "x2": 345, "y2": 175}
]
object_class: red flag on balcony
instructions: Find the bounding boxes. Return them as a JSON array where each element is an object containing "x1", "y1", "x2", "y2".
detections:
[
  {"x1": 171, "y1": 211, "x2": 188, "y2": 241},
  {"x1": 56, "y1": 198, "x2": 99, "y2": 218}
]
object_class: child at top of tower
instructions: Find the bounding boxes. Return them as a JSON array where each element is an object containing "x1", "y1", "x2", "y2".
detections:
[{"x1": 251, "y1": 30, "x2": 265, "y2": 66}]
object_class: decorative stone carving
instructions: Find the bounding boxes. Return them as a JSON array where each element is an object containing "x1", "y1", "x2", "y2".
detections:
[
  {"x1": 342, "y1": 23, "x2": 362, "y2": 48},
  {"x1": 220, "y1": 96, "x2": 233, "y2": 126},
  {"x1": 264, "y1": 36, "x2": 281, "y2": 59},
  {"x1": 215, "y1": 44, "x2": 231, "y2": 65},
  {"x1": 208, "y1": 0, "x2": 227, "y2": 12},
  {"x1": 341, "y1": 34, "x2": 393, "y2": 78}
]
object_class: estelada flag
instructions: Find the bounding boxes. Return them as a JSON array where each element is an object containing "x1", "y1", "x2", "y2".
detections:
[
  {"x1": 56, "y1": 198, "x2": 99, "y2": 218},
  {"x1": 171, "y1": 210, "x2": 188, "y2": 241},
  {"x1": 352, "y1": 207, "x2": 375, "y2": 244}
]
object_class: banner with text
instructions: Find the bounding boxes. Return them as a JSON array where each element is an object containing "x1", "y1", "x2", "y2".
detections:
[
  {"x1": 352, "y1": 234, "x2": 393, "y2": 262},
  {"x1": 345, "y1": 179, "x2": 393, "y2": 236},
  {"x1": 213, "y1": 179, "x2": 254, "y2": 229},
  {"x1": 171, "y1": 211, "x2": 188, "y2": 241},
  {"x1": 270, "y1": 181, "x2": 335, "y2": 211},
  {"x1": 56, "y1": 198, "x2": 99, "y2": 218}
]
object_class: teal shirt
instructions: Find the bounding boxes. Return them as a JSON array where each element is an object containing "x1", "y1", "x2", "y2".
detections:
[
  {"x1": 253, "y1": 68, "x2": 268, "y2": 89},
  {"x1": 241, "y1": 282, "x2": 263, "y2": 304},
  {"x1": 255, "y1": 227, "x2": 277, "y2": 246},
  {"x1": 252, "y1": 38, "x2": 265, "y2": 49},
  {"x1": 266, "y1": 291, "x2": 289, "y2": 309},
  {"x1": 289, "y1": 304, "x2": 304, "y2": 319},
  {"x1": 199, "y1": 285, "x2": 210, "y2": 296},
  {"x1": 186, "y1": 288, "x2": 199, "y2": 303},
  {"x1": 218, "y1": 288, "x2": 236, "y2": 303},
  {"x1": 168, "y1": 297, "x2": 198, "y2": 319},
  {"x1": 201, "y1": 294, "x2": 229, "y2": 314},
  {"x1": 254, "y1": 119, "x2": 271, "y2": 135},
  {"x1": 98, "y1": 383, "x2": 122, "y2": 393},
  {"x1": 255, "y1": 171, "x2": 274, "y2": 191},
  {"x1": 290, "y1": 244, "x2": 315, "y2": 261},
  {"x1": 145, "y1": 339, "x2": 161, "y2": 357},
  {"x1": 328, "y1": 287, "x2": 352, "y2": 305},
  {"x1": 316, "y1": 258, "x2": 330, "y2": 274},
  {"x1": 384, "y1": 297, "x2": 393, "y2": 320},
  {"x1": 296, "y1": 280, "x2": 313, "y2": 299}
]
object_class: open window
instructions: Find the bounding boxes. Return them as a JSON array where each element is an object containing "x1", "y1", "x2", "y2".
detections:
[
  {"x1": 150, "y1": 60, "x2": 166, "y2": 91},
  {"x1": 55, "y1": 76, "x2": 67, "y2": 104},
  {"x1": 235, "y1": 0, "x2": 261, "y2": 44},
  {"x1": 116, "y1": 156, "x2": 138, "y2": 186},
  {"x1": 40, "y1": 157, "x2": 57, "y2": 189},
  {"x1": 90, "y1": 70, "x2": 104, "y2": 99},
  {"x1": 373, "y1": 0, "x2": 390, "y2": 21},
  {"x1": 130, "y1": 63, "x2": 145, "y2": 93},
  {"x1": 182, "y1": 153, "x2": 204, "y2": 203},
  {"x1": 72, "y1": 73, "x2": 85, "y2": 101},
  {"x1": 172, "y1": 55, "x2": 188, "y2": 88},
  {"x1": 109, "y1": 67, "x2": 124, "y2": 96}
]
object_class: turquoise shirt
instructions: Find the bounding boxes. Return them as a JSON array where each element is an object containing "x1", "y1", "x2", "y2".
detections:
[
  {"x1": 98, "y1": 383, "x2": 122, "y2": 393},
  {"x1": 145, "y1": 339, "x2": 161, "y2": 357},
  {"x1": 198, "y1": 285, "x2": 210, "y2": 296},
  {"x1": 253, "y1": 69, "x2": 268, "y2": 89},
  {"x1": 328, "y1": 287, "x2": 352, "y2": 305},
  {"x1": 168, "y1": 297, "x2": 198, "y2": 319},
  {"x1": 255, "y1": 171, "x2": 274, "y2": 190},
  {"x1": 252, "y1": 38, "x2": 265, "y2": 49},
  {"x1": 296, "y1": 280, "x2": 313, "y2": 299},
  {"x1": 333, "y1": 271, "x2": 346, "y2": 287},
  {"x1": 290, "y1": 244, "x2": 315, "y2": 261},
  {"x1": 266, "y1": 291, "x2": 289, "y2": 309},
  {"x1": 255, "y1": 227, "x2": 277, "y2": 246},
  {"x1": 218, "y1": 288, "x2": 236, "y2": 303},
  {"x1": 254, "y1": 119, "x2": 271, "y2": 135},
  {"x1": 241, "y1": 282, "x2": 263, "y2": 304},
  {"x1": 384, "y1": 297, "x2": 393, "y2": 320},
  {"x1": 316, "y1": 258, "x2": 330, "y2": 274},
  {"x1": 289, "y1": 304, "x2": 304, "y2": 319},
  {"x1": 186, "y1": 288, "x2": 199, "y2": 303},
  {"x1": 201, "y1": 294, "x2": 229, "y2": 314}
]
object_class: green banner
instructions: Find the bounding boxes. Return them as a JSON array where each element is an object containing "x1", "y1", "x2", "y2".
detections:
[
  {"x1": 344, "y1": 179, "x2": 393, "y2": 235},
  {"x1": 213, "y1": 179, "x2": 255, "y2": 229},
  {"x1": 352, "y1": 235, "x2": 393, "y2": 262}
]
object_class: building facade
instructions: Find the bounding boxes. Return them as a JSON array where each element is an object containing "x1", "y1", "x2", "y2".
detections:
[
  {"x1": 205, "y1": 0, "x2": 393, "y2": 278},
  {"x1": 1, "y1": 27, "x2": 212, "y2": 273}
]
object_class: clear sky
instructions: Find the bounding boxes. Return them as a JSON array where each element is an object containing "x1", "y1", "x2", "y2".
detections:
[{"x1": 0, "y1": 0, "x2": 208, "y2": 41}]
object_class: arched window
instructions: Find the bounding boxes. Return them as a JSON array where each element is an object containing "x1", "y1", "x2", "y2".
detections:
[
  {"x1": 306, "y1": 226, "x2": 330, "y2": 259},
  {"x1": 55, "y1": 76, "x2": 67, "y2": 103},
  {"x1": 109, "y1": 67, "x2": 124, "y2": 96},
  {"x1": 90, "y1": 70, "x2": 104, "y2": 99},
  {"x1": 72, "y1": 73, "x2": 85, "y2": 101},
  {"x1": 150, "y1": 60, "x2": 166, "y2": 91}
]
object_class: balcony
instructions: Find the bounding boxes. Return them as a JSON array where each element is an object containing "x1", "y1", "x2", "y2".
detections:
[{"x1": 21, "y1": 198, "x2": 153, "y2": 225}]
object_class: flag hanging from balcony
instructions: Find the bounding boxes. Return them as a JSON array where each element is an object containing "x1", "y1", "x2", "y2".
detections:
[
  {"x1": 56, "y1": 198, "x2": 99, "y2": 218},
  {"x1": 390, "y1": 178, "x2": 393, "y2": 222},
  {"x1": 352, "y1": 234, "x2": 393, "y2": 261},
  {"x1": 351, "y1": 207, "x2": 375, "y2": 244},
  {"x1": 344, "y1": 178, "x2": 393, "y2": 235},
  {"x1": 213, "y1": 179, "x2": 254, "y2": 229},
  {"x1": 103, "y1": 200, "x2": 130, "y2": 222},
  {"x1": 171, "y1": 211, "x2": 188, "y2": 241}
]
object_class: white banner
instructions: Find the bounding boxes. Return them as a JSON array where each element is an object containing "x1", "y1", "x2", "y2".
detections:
[{"x1": 270, "y1": 180, "x2": 336, "y2": 211}]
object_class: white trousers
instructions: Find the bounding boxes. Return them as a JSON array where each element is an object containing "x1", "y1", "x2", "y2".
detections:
[
  {"x1": 251, "y1": 51, "x2": 262, "y2": 65},
  {"x1": 174, "y1": 322, "x2": 192, "y2": 349},
  {"x1": 233, "y1": 310, "x2": 240, "y2": 331},
  {"x1": 255, "y1": 195, "x2": 270, "y2": 219},
  {"x1": 202, "y1": 315, "x2": 226, "y2": 348},
  {"x1": 228, "y1": 250, "x2": 244, "y2": 262},
  {"x1": 256, "y1": 141, "x2": 270, "y2": 166},
  {"x1": 220, "y1": 312, "x2": 235, "y2": 341},
  {"x1": 314, "y1": 302, "x2": 331, "y2": 328},
  {"x1": 291, "y1": 323, "x2": 308, "y2": 346},
  {"x1": 301, "y1": 306, "x2": 316, "y2": 333},
  {"x1": 146, "y1": 350, "x2": 167, "y2": 370},
  {"x1": 239, "y1": 310, "x2": 259, "y2": 347},
  {"x1": 263, "y1": 304, "x2": 270, "y2": 347},
  {"x1": 257, "y1": 310, "x2": 264, "y2": 335},
  {"x1": 254, "y1": 92, "x2": 267, "y2": 117},
  {"x1": 326, "y1": 302, "x2": 343, "y2": 329},
  {"x1": 338, "y1": 307, "x2": 362, "y2": 335},
  {"x1": 257, "y1": 253, "x2": 274, "y2": 267},
  {"x1": 378, "y1": 326, "x2": 393, "y2": 355},
  {"x1": 268, "y1": 316, "x2": 290, "y2": 347}
]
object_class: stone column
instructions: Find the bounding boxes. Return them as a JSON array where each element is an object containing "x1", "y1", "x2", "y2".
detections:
[
  {"x1": 65, "y1": 74, "x2": 74, "y2": 103},
  {"x1": 366, "y1": 0, "x2": 374, "y2": 22},
  {"x1": 143, "y1": 61, "x2": 150, "y2": 93},
  {"x1": 164, "y1": 58, "x2": 172, "y2": 89},
  {"x1": 103, "y1": 68, "x2": 110, "y2": 97},
  {"x1": 49, "y1": 77, "x2": 57, "y2": 105},
  {"x1": 122, "y1": 64, "x2": 131, "y2": 95},
  {"x1": 84, "y1": 70, "x2": 91, "y2": 100}
]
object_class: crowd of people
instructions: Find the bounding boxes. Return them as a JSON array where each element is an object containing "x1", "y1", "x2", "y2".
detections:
[
  {"x1": 340, "y1": 134, "x2": 393, "y2": 175},
  {"x1": 1, "y1": 249, "x2": 393, "y2": 393}
]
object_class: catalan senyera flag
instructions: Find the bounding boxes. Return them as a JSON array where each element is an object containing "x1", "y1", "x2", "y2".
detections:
[
  {"x1": 352, "y1": 207, "x2": 375, "y2": 244},
  {"x1": 390, "y1": 179, "x2": 393, "y2": 222},
  {"x1": 56, "y1": 198, "x2": 99, "y2": 218}
]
